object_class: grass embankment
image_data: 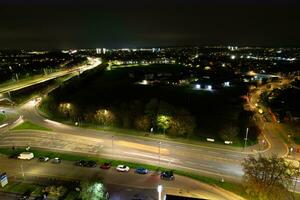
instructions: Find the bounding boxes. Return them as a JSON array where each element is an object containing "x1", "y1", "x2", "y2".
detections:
[
  {"x1": 12, "y1": 121, "x2": 52, "y2": 131},
  {"x1": 0, "y1": 113, "x2": 6, "y2": 123},
  {"x1": 1, "y1": 182, "x2": 43, "y2": 196},
  {"x1": 0, "y1": 147, "x2": 248, "y2": 199},
  {"x1": 38, "y1": 102, "x2": 249, "y2": 150}
]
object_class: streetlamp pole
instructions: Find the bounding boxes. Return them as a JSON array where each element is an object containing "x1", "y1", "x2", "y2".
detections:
[
  {"x1": 20, "y1": 163, "x2": 25, "y2": 180},
  {"x1": 244, "y1": 127, "x2": 249, "y2": 151},
  {"x1": 157, "y1": 184, "x2": 163, "y2": 200},
  {"x1": 112, "y1": 136, "x2": 114, "y2": 151},
  {"x1": 158, "y1": 141, "x2": 161, "y2": 165}
]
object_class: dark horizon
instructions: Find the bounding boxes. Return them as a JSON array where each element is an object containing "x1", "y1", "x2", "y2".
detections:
[{"x1": 1, "y1": 0, "x2": 300, "y2": 49}]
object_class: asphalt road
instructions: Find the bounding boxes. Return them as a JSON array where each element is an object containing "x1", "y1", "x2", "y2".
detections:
[
  {"x1": 0, "y1": 57, "x2": 101, "y2": 94},
  {"x1": 0, "y1": 75, "x2": 297, "y2": 195},
  {"x1": 0, "y1": 81, "x2": 292, "y2": 184},
  {"x1": 0, "y1": 156, "x2": 243, "y2": 200},
  {"x1": 2, "y1": 99, "x2": 246, "y2": 182}
]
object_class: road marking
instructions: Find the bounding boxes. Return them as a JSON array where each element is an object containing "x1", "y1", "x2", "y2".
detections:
[
  {"x1": 116, "y1": 141, "x2": 169, "y2": 155},
  {"x1": 123, "y1": 151, "x2": 177, "y2": 162}
]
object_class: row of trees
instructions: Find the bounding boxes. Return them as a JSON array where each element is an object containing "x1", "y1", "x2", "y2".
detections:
[
  {"x1": 91, "y1": 99, "x2": 197, "y2": 137},
  {"x1": 51, "y1": 96, "x2": 259, "y2": 141},
  {"x1": 56, "y1": 98, "x2": 197, "y2": 137}
]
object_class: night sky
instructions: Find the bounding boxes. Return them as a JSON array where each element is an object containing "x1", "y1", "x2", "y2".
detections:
[{"x1": 0, "y1": 0, "x2": 300, "y2": 49}]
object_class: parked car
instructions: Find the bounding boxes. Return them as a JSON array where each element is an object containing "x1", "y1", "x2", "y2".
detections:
[
  {"x1": 18, "y1": 152, "x2": 34, "y2": 160},
  {"x1": 75, "y1": 160, "x2": 86, "y2": 167},
  {"x1": 52, "y1": 157, "x2": 61, "y2": 164},
  {"x1": 160, "y1": 171, "x2": 175, "y2": 180},
  {"x1": 38, "y1": 157, "x2": 49, "y2": 162},
  {"x1": 9, "y1": 153, "x2": 19, "y2": 159},
  {"x1": 100, "y1": 162, "x2": 111, "y2": 169},
  {"x1": 19, "y1": 190, "x2": 31, "y2": 200},
  {"x1": 75, "y1": 160, "x2": 97, "y2": 167},
  {"x1": 86, "y1": 161, "x2": 97, "y2": 168},
  {"x1": 135, "y1": 167, "x2": 148, "y2": 174},
  {"x1": 116, "y1": 165, "x2": 130, "y2": 172}
]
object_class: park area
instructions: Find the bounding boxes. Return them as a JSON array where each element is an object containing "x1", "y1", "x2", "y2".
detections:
[{"x1": 40, "y1": 64, "x2": 259, "y2": 145}]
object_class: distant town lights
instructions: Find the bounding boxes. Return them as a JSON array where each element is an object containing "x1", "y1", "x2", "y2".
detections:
[
  {"x1": 195, "y1": 84, "x2": 201, "y2": 89},
  {"x1": 230, "y1": 55, "x2": 236, "y2": 60}
]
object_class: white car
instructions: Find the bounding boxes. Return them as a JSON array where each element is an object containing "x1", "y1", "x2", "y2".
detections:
[
  {"x1": 116, "y1": 165, "x2": 130, "y2": 172},
  {"x1": 18, "y1": 152, "x2": 34, "y2": 160}
]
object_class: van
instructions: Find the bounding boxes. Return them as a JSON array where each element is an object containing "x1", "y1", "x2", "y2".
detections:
[{"x1": 18, "y1": 152, "x2": 34, "y2": 160}]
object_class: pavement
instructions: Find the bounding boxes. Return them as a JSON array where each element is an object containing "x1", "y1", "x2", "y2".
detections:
[{"x1": 0, "y1": 156, "x2": 244, "y2": 200}]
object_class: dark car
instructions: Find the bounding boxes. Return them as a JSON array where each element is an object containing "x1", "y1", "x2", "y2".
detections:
[
  {"x1": 19, "y1": 190, "x2": 31, "y2": 200},
  {"x1": 75, "y1": 160, "x2": 87, "y2": 167},
  {"x1": 9, "y1": 153, "x2": 19, "y2": 159},
  {"x1": 135, "y1": 167, "x2": 149, "y2": 174},
  {"x1": 100, "y1": 162, "x2": 111, "y2": 169},
  {"x1": 160, "y1": 171, "x2": 174, "y2": 180},
  {"x1": 86, "y1": 161, "x2": 97, "y2": 168},
  {"x1": 52, "y1": 157, "x2": 61, "y2": 164},
  {"x1": 38, "y1": 157, "x2": 49, "y2": 162}
]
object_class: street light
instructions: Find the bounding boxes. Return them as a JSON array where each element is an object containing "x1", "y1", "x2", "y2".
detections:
[
  {"x1": 244, "y1": 127, "x2": 249, "y2": 151},
  {"x1": 158, "y1": 141, "x2": 162, "y2": 165},
  {"x1": 157, "y1": 184, "x2": 163, "y2": 200}
]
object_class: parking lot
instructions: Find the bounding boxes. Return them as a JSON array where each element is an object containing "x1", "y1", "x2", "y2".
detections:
[{"x1": 0, "y1": 155, "x2": 240, "y2": 200}]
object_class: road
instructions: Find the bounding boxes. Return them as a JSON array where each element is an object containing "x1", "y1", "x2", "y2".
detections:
[
  {"x1": 2, "y1": 99, "x2": 246, "y2": 182},
  {"x1": 0, "y1": 57, "x2": 101, "y2": 94},
  {"x1": 0, "y1": 76, "x2": 298, "y2": 195},
  {"x1": 247, "y1": 81, "x2": 290, "y2": 157},
  {"x1": 0, "y1": 156, "x2": 243, "y2": 200},
  {"x1": 0, "y1": 80, "x2": 293, "y2": 183}
]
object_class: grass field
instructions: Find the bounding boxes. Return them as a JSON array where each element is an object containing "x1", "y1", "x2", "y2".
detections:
[
  {"x1": 42, "y1": 63, "x2": 253, "y2": 145},
  {"x1": 0, "y1": 113, "x2": 6, "y2": 123},
  {"x1": 12, "y1": 121, "x2": 52, "y2": 131},
  {"x1": 1, "y1": 181, "x2": 43, "y2": 196}
]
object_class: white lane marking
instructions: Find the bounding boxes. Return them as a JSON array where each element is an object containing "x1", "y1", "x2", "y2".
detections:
[
  {"x1": 123, "y1": 151, "x2": 178, "y2": 162},
  {"x1": 0, "y1": 123, "x2": 8, "y2": 128}
]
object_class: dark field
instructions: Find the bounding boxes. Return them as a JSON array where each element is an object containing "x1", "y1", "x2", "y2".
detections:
[{"x1": 42, "y1": 64, "x2": 253, "y2": 143}]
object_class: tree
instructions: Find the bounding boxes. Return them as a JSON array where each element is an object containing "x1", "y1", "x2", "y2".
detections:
[
  {"x1": 248, "y1": 124, "x2": 261, "y2": 141},
  {"x1": 94, "y1": 109, "x2": 116, "y2": 126},
  {"x1": 145, "y1": 98, "x2": 159, "y2": 118},
  {"x1": 156, "y1": 115, "x2": 171, "y2": 134},
  {"x1": 80, "y1": 181, "x2": 107, "y2": 200},
  {"x1": 242, "y1": 154, "x2": 297, "y2": 200},
  {"x1": 157, "y1": 101, "x2": 174, "y2": 116},
  {"x1": 218, "y1": 125, "x2": 239, "y2": 142},
  {"x1": 145, "y1": 98, "x2": 159, "y2": 127},
  {"x1": 134, "y1": 115, "x2": 151, "y2": 131},
  {"x1": 168, "y1": 109, "x2": 196, "y2": 137},
  {"x1": 58, "y1": 102, "x2": 77, "y2": 119}
]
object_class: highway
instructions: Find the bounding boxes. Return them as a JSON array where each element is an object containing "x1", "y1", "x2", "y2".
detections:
[
  {"x1": 5, "y1": 99, "x2": 246, "y2": 181},
  {"x1": 0, "y1": 57, "x2": 102, "y2": 94}
]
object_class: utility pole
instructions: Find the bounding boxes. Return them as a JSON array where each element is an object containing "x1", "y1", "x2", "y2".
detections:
[
  {"x1": 111, "y1": 136, "x2": 114, "y2": 152},
  {"x1": 20, "y1": 163, "x2": 25, "y2": 180},
  {"x1": 158, "y1": 141, "x2": 162, "y2": 165},
  {"x1": 244, "y1": 127, "x2": 249, "y2": 151}
]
